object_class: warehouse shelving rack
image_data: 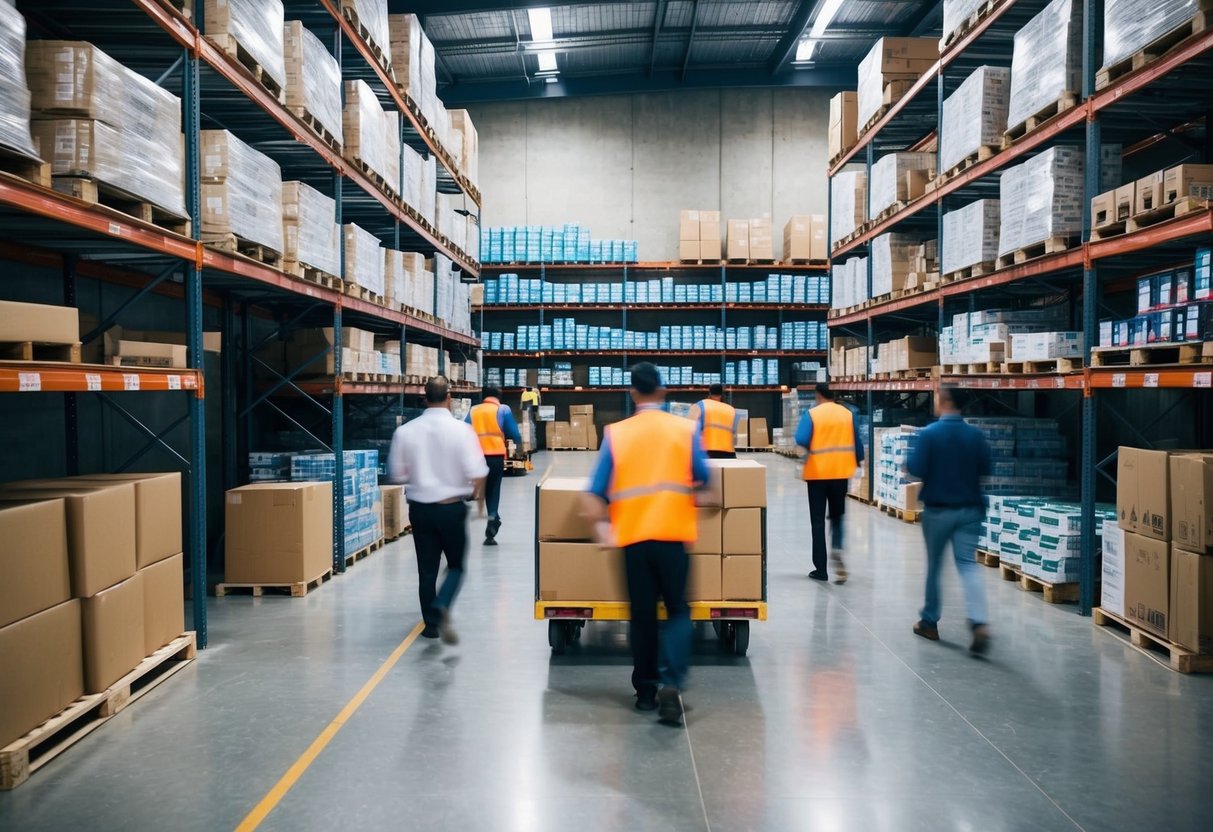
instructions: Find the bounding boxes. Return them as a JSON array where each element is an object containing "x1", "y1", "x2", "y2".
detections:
[
  {"x1": 1, "y1": 0, "x2": 482, "y2": 648},
  {"x1": 475, "y1": 262, "x2": 829, "y2": 423},
  {"x1": 825, "y1": 0, "x2": 1213, "y2": 614}
]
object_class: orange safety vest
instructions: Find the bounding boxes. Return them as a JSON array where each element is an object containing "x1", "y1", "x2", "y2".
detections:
[
  {"x1": 470, "y1": 400, "x2": 507, "y2": 456},
  {"x1": 697, "y1": 398, "x2": 736, "y2": 453},
  {"x1": 607, "y1": 409, "x2": 698, "y2": 548},
  {"x1": 802, "y1": 401, "x2": 858, "y2": 481}
]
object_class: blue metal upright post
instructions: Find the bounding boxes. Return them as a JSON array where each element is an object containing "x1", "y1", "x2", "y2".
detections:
[
  {"x1": 62, "y1": 255, "x2": 79, "y2": 476},
  {"x1": 864, "y1": 142, "x2": 875, "y2": 502},
  {"x1": 333, "y1": 307, "x2": 346, "y2": 575}
]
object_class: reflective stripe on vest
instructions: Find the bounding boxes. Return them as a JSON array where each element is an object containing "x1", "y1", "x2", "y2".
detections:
[
  {"x1": 698, "y1": 399, "x2": 736, "y2": 453},
  {"x1": 802, "y1": 401, "x2": 858, "y2": 481},
  {"x1": 471, "y1": 402, "x2": 506, "y2": 455},
  {"x1": 607, "y1": 409, "x2": 698, "y2": 547}
]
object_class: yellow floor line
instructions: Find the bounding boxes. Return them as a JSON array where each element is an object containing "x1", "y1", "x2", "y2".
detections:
[{"x1": 234, "y1": 621, "x2": 426, "y2": 831}]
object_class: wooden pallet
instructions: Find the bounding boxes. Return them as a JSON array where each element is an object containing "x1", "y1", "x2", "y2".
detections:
[
  {"x1": 1093, "y1": 607, "x2": 1213, "y2": 673},
  {"x1": 858, "y1": 79, "x2": 917, "y2": 137},
  {"x1": 1095, "y1": 6, "x2": 1212, "y2": 90},
  {"x1": 288, "y1": 106, "x2": 343, "y2": 154},
  {"x1": 942, "y1": 0, "x2": 1001, "y2": 50},
  {"x1": 343, "y1": 281, "x2": 387, "y2": 307},
  {"x1": 942, "y1": 362, "x2": 1003, "y2": 375},
  {"x1": 1089, "y1": 220, "x2": 1129, "y2": 240},
  {"x1": 1002, "y1": 92, "x2": 1080, "y2": 147},
  {"x1": 999, "y1": 563, "x2": 1021, "y2": 582},
  {"x1": 870, "y1": 200, "x2": 908, "y2": 225},
  {"x1": 1017, "y1": 571, "x2": 1079, "y2": 604},
  {"x1": 994, "y1": 236, "x2": 1076, "y2": 269},
  {"x1": 942, "y1": 260, "x2": 996, "y2": 283},
  {"x1": 0, "y1": 341, "x2": 82, "y2": 363},
  {"x1": 0, "y1": 633, "x2": 196, "y2": 790},
  {"x1": 283, "y1": 260, "x2": 343, "y2": 290},
  {"x1": 1089, "y1": 341, "x2": 1211, "y2": 368},
  {"x1": 340, "y1": 3, "x2": 396, "y2": 82},
  {"x1": 871, "y1": 368, "x2": 939, "y2": 380},
  {"x1": 214, "y1": 569, "x2": 332, "y2": 598},
  {"x1": 976, "y1": 549, "x2": 1001, "y2": 568},
  {"x1": 1127, "y1": 197, "x2": 1209, "y2": 232},
  {"x1": 1002, "y1": 357, "x2": 1083, "y2": 374},
  {"x1": 879, "y1": 503, "x2": 920, "y2": 524},
  {"x1": 207, "y1": 33, "x2": 285, "y2": 103},
  {"x1": 781, "y1": 258, "x2": 830, "y2": 266},
  {"x1": 0, "y1": 148, "x2": 51, "y2": 187},
  {"x1": 343, "y1": 538, "x2": 385, "y2": 567},
  {"x1": 202, "y1": 233, "x2": 283, "y2": 267},
  {"x1": 52, "y1": 177, "x2": 191, "y2": 236},
  {"x1": 847, "y1": 493, "x2": 877, "y2": 507},
  {"x1": 939, "y1": 145, "x2": 996, "y2": 182},
  {"x1": 345, "y1": 155, "x2": 399, "y2": 200}
]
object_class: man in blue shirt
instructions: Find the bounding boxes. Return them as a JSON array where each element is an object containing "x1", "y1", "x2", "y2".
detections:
[{"x1": 906, "y1": 385, "x2": 992, "y2": 655}]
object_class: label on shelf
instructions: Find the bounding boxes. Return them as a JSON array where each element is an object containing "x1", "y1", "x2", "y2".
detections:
[
  {"x1": 1144, "y1": 373, "x2": 1159, "y2": 388},
  {"x1": 167, "y1": 375, "x2": 182, "y2": 390},
  {"x1": 85, "y1": 373, "x2": 101, "y2": 391},
  {"x1": 1195, "y1": 372, "x2": 1212, "y2": 389},
  {"x1": 1112, "y1": 373, "x2": 1126, "y2": 388},
  {"x1": 123, "y1": 374, "x2": 140, "y2": 391},
  {"x1": 108, "y1": 222, "x2": 122, "y2": 236},
  {"x1": 18, "y1": 372, "x2": 40, "y2": 392}
]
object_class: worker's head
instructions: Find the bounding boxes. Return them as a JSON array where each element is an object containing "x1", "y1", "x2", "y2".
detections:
[
  {"x1": 814, "y1": 383, "x2": 834, "y2": 402},
  {"x1": 936, "y1": 384, "x2": 968, "y2": 416},
  {"x1": 483, "y1": 385, "x2": 501, "y2": 401},
  {"x1": 709, "y1": 382, "x2": 724, "y2": 400},
  {"x1": 425, "y1": 376, "x2": 451, "y2": 409},
  {"x1": 629, "y1": 362, "x2": 665, "y2": 406}
]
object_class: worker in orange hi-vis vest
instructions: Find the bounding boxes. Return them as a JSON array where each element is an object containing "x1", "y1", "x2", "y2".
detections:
[
  {"x1": 694, "y1": 383, "x2": 741, "y2": 459},
  {"x1": 795, "y1": 383, "x2": 865, "y2": 585},
  {"x1": 465, "y1": 386, "x2": 521, "y2": 545},
  {"x1": 582, "y1": 363, "x2": 710, "y2": 727}
]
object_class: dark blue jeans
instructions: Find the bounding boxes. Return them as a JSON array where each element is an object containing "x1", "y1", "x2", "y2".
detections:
[
  {"x1": 484, "y1": 455, "x2": 505, "y2": 519},
  {"x1": 624, "y1": 540, "x2": 691, "y2": 693},
  {"x1": 408, "y1": 501, "x2": 467, "y2": 628}
]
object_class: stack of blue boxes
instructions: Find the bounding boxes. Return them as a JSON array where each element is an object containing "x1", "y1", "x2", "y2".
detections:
[
  {"x1": 481, "y1": 273, "x2": 830, "y2": 305},
  {"x1": 481, "y1": 224, "x2": 639, "y2": 264},
  {"x1": 1098, "y1": 249, "x2": 1212, "y2": 347},
  {"x1": 482, "y1": 319, "x2": 827, "y2": 353}
]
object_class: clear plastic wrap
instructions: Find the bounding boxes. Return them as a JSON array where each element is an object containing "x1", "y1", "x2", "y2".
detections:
[
  {"x1": 450, "y1": 109, "x2": 478, "y2": 184},
  {"x1": 383, "y1": 249, "x2": 406, "y2": 308},
  {"x1": 204, "y1": 0, "x2": 285, "y2": 91},
  {"x1": 413, "y1": 265, "x2": 436, "y2": 317},
  {"x1": 942, "y1": 199, "x2": 1000, "y2": 275},
  {"x1": 857, "y1": 37, "x2": 937, "y2": 129},
  {"x1": 26, "y1": 41, "x2": 185, "y2": 215},
  {"x1": 282, "y1": 181, "x2": 340, "y2": 277},
  {"x1": 869, "y1": 152, "x2": 935, "y2": 219},
  {"x1": 401, "y1": 142, "x2": 423, "y2": 214},
  {"x1": 342, "y1": 80, "x2": 391, "y2": 188},
  {"x1": 830, "y1": 256, "x2": 868, "y2": 310},
  {"x1": 1104, "y1": 0, "x2": 1201, "y2": 68},
  {"x1": 388, "y1": 13, "x2": 432, "y2": 103},
  {"x1": 341, "y1": 0, "x2": 391, "y2": 66},
  {"x1": 0, "y1": 1, "x2": 36, "y2": 157},
  {"x1": 465, "y1": 214, "x2": 480, "y2": 262},
  {"x1": 870, "y1": 232, "x2": 919, "y2": 297},
  {"x1": 941, "y1": 0, "x2": 987, "y2": 46},
  {"x1": 384, "y1": 109, "x2": 400, "y2": 196},
  {"x1": 997, "y1": 146, "x2": 1084, "y2": 256},
  {"x1": 432, "y1": 254, "x2": 454, "y2": 325},
  {"x1": 830, "y1": 168, "x2": 867, "y2": 245},
  {"x1": 200, "y1": 129, "x2": 283, "y2": 251},
  {"x1": 1006, "y1": 0, "x2": 1082, "y2": 129},
  {"x1": 344, "y1": 223, "x2": 384, "y2": 296},
  {"x1": 419, "y1": 155, "x2": 437, "y2": 227},
  {"x1": 284, "y1": 20, "x2": 341, "y2": 150},
  {"x1": 940, "y1": 66, "x2": 1010, "y2": 172}
]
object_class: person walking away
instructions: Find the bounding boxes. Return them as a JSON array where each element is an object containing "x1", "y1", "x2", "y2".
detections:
[
  {"x1": 796, "y1": 383, "x2": 864, "y2": 584},
  {"x1": 582, "y1": 362, "x2": 710, "y2": 725},
  {"x1": 694, "y1": 383, "x2": 740, "y2": 459},
  {"x1": 906, "y1": 385, "x2": 992, "y2": 655},
  {"x1": 388, "y1": 377, "x2": 488, "y2": 644},
  {"x1": 466, "y1": 385, "x2": 521, "y2": 545},
  {"x1": 521, "y1": 386, "x2": 540, "y2": 414}
]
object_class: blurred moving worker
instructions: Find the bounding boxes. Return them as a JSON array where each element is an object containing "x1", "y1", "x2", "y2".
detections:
[
  {"x1": 520, "y1": 386, "x2": 541, "y2": 413},
  {"x1": 906, "y1": 385, "x2": 992, "y2": 655},
  {"x1": 466, "y1": 385, "x2": 521, "y2": 545},
  {"x1": 694, "y1": 383, "x2": 740, "y2": 459},
  {"x1": 583, "y1": 362, "x2": 710, "y2": 726},
  {"x1": 796, "y1": 383, "x2": 864, "y2": 584},
  {"x1": 388, "y1": 377, "x2": 487, "y2": 644}
]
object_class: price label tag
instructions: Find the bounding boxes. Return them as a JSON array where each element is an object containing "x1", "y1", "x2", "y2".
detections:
[
  {"x1": 108, "y1": 222, "x2": 122, "y2": 236},
  {"x1": 85, "y1": 373, "x2": 102, "y2": 391},
  {"x1": 1055, "y1": 377, "x2": 1066, "y2": 389},
  {"x1": 18, "y1": 372, "x2": 40, "y2": 392},
  {"x1": 1112, "y1": 373, "x2": 1126, "y2": 388},
  {"x1": 167, "y1": 375, "x2": 182, "y2": 390},
  {"x1": 1144, "y1": 373, "x2": 1159, "y2": 388},
  {"x1": 123, "y1": 374, "x2": 140, "y2": 391},
  {"x1": 1194, "y1": 372, "x2": 1212, "y2": 389}
]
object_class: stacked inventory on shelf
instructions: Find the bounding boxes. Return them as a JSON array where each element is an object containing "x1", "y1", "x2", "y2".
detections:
[
  {"x1": 482, "y1": 272, "x2": 830, "y2": 305},
  {"x1": 980, "y1": 497, "x2": 1117, "y2": 584},
  {"x1": 481, "y1": 224, "x2": 638, "y2": 264},
  {"x1": 481, "y1": 320, "x2": 827, "y2": 352}
]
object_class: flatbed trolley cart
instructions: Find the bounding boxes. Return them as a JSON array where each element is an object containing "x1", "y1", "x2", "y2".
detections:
[{"x1": 534, "y1": 470, "x2": 768, "y2": 657}]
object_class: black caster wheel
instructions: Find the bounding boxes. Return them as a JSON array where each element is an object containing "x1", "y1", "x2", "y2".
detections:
[
  {"x1": 573, "y1": 621, "x2": 584, "y2": 641},
  {"x1": 549, "y1": 620, "x2": 569, "y2": 655},
  {"x1": 712, "y1": 621, "x2": 723, "y2": 639},
  {"x1": 718, "y1": 622, "x2": 736, "y2": 651},
  {"x1": 733, "y1": 621, "x2": 750, "y2": 657}
]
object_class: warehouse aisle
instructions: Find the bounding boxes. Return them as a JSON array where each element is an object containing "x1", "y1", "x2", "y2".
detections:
[{"x1": 2, "y1": 452, "x2": 1213, "y2": 831}]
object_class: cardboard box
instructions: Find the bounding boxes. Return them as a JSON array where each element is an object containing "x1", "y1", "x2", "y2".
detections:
[
  {"x1": 679, "y1": 239, "x2": 700, "y2": 261},
  {"x1": 380, "y1": 484, "x2": 407, "y2": 538},
  {"x1": 1114, "y1": 183, "x2": 1135, "y2": 221},
  {"x1": 1091, "y1": 190, "x2": 1116, "y2": 227},
  {"x1": 726, "y1": 220, "x2": 749, "y2": 260},
  {"x1": 0, "y1": 299, "x2": 80, "y2": 345},
  {"x1": 111, "y1": 340, "x2": 188, "y2": 369},
  {"x1": 721, "y1": 459, "x2": 767, "y2": 508},
  {"x1": 1123, "y1": 532, "x2": 1170, "y2": 638},
  {"x1": 699, "y1": 238, "x2": 722, "y2": 261},
  {"x1": 224, "y1": 482, "x2": 334, "y2": 584},
  {"x1": 1163, "y1": 163, "x2": 1213, "y2": 204},
  {"x1": 1171, "y1": 453, "x2": 1213, "y2": 552},
  {"x1": 748, "y1": 418, "x2": 771, "y2": 449},
  {"x1": 687, "y1": 554, "x2": 722, "y2": 601},
  {"x1": 722, "y1": 508, "x2": 763, "y2": 555},
  {"x1": 1100, "y1": 520, "x2": 1126, "y2": 619},
  {"x1": 538, "y1": 477, "x2": 595, "y2": 541},
  {"x1": 689, "y1": 508, "x2": 722, "y2": 555},
  {"x1": 538, "y1": 542, "x2": 627, "y2": 601},
  {"x1": 722, "y1": 555, "x2": 762, "y2": 601},
  {"x1": 569, "y1": 404, "x2": 594, "y2": 416},
  {"x1": 1135, "y1": 171, "x2": 1165, "y2": 213},
  {"x1": 0, "y1": 483, "x2": 137, "y2": 598},
  {"x1": 0, "y1": 599, "x2": 83, "y2": 748},
  {"x1": 700, "y1": 218, "x2": 721, "y2": 241},
  {"x1": 829, "y1": 91, "x2": 858, "y2": 159},
  {"x1": 0, "y1": 500, "x2": 71, "y2": 630},
  {"x1": 1171, "y1": 547, "x2": 1213, "y2": 653},
  {"x1": 81, "y1": 572, "x2": 145, "y2": 693},
  {"x1": 140, "y1": 553, "x2": 183, "y2": 656},
  {"x1": 679, "y1": 209, "x2": 701, "y2": 241},
  {"x1": 1117, "y1": 446, "x2": 1171, "y2": 541},
  {"x1": 67, "y1": 472, "x2": 181, "y2": 568}
]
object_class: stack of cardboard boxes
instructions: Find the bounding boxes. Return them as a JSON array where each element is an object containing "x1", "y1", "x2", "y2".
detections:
[
  {"x1": 783, "y1": 215, "x2": 828, "y2": 263},
  {"x1": 856, "y1": 37, "x2": 939, "y2": 129},
  {"x1": 678, "y1": 210, "x2": 722, "y2": 262},
  {"x1": 380, "y1": 484, "x2": 407, "y2": 539},
  {"x1": 1091, "y1": 164, "x2": 1213, "y2": 231},
  {"x1": 200, "y1": 129, "x2": 284, "y2": 255},
  {"x1": 0, "y1": 473, "x2": 185, "y2": 748},
  {"x1": 828, "y1": 91, "x2": 857, "y2": 160},
  {"x1": 284, "y1": 19, "x2": 342, "y2": 152},
  {"x1": 725, "y1": 217, "x2": 775, "y2": 262},
  {"x1": 546, "y1": 404, "x2": 599, "y2": 450}
]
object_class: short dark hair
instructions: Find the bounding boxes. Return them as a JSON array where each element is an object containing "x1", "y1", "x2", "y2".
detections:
[
  {"x1": 815, "y1": 383, "x2": 834, "y2": 401},
  {"x1": 630, "y1": 362, "x2": 663, "y2": 395},
  {"x1": 709, "y1": 383, "x2": 724, "y2": 396},
  {"x1": 483, "y1": 385, "x2": 501, "y2": 399},
  {"x1": 425, "y1": 376, "x2": 450, "y2": 403},
  {"x1": 939, "y1": 384, "x2": 969, "y2": 411}
]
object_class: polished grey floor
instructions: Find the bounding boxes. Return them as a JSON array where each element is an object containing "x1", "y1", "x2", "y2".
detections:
[{"x1": 3, "y1": 452, "x2": 1213, "y2": 831}]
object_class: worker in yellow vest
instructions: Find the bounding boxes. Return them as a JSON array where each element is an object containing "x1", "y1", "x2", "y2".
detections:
[
  {"x1": 465, "y1": 386, "x2": 521, "y2": 545},
  {"x1": 795, "y1": 383, "x2": 864, "y2": 584},
  {"x1": 583, "y1": 363, "x2": 710, "y2": 725},
  {"x1": 694, "y1": 383, "x2": 740, "y2": 459}
]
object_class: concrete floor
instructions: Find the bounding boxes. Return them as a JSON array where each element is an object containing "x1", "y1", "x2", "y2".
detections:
[{"x1": 2, "y1": 451, "x2": 1213, "y2": 831}]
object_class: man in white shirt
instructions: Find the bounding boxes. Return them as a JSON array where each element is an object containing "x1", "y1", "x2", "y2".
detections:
[{"x1": 388, "y1": 377, "x2": 488, "y2": 644}]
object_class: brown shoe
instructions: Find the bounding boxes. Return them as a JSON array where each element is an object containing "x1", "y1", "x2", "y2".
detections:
[
  {"x1": 970, "y1": 624, "x2": 991, "y2": 656},
  {"x1": 913, "y1": 620, "x2": 940, "y2": 641}
]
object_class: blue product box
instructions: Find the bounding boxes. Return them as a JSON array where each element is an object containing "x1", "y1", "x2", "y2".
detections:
[
  {"x1": 675, "y1": 285, "x2": 688, "y2": 303},
  {"x1": 1196, "y1": 248, "x2": 1211, "y2": 299},
  {"x1": 662, "y1": 277, "x2": 675, "y2": 303},
  {"x1": 647, "y1": 332, "x2": 658, "y2": 350},
  {"x1": 767, "y1": 359, "x2": 779, "y2": 382},
  {"x1": 725, "y1": 282, "x2": 738, "y2": 303}
]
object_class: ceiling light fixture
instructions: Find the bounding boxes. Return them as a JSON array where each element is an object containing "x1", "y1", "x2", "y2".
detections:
[
  {"x1": 796, "y1": 0, "x2": 846, "y2": 63},
  {"x1": 527, "y1": 7, "x2": 554, "y2": 44},
  {"x1": 537, "y1": 50, "x2": 558, "y2": 72}
]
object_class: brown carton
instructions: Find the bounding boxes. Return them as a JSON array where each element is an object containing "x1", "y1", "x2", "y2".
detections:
[
  {"x1": 538, "y1": 542, "x2": 626, "y2": 601},
  {"x1": 1123, "y1": 532, "x2": 1170, "y2": 638},
  {"x1": 726, "y1": 220, "x2": 749, "y2": 260},
  {"x1": 380, "y1": 485, "x2": 407, "y2": 539},
  {"x1": 723, "y1": 508, "x2": 763, "y2": 555},
  {"x1": 1171, "y1": 453, "x2": 1213, "y2": 552},
  {"x1": 0, "y1": 599, "x2": 83, "y2": 748},
  {"x1": 828, "y1": 91, "x2": 858, "y2": 159},
  {"x1": 687, "y1": 554, "x2": 722, "y2": 601},
  {"x1": 700, "y1": 218, "x2": 721, "y2": 241},
  {"x1": 110, "y1": 339, "x2": 188, "y2": 369},
  {"x1": 1170, "y1": 548, "x2": 1213, "y2": 653},
  {"x1": 679, "y1": 239, "x2": 700, "y2": 261},
  {"x1": 224, "y1": 482, "x2": 334, "y2": 584},
  {"x1": 699, "y1": 238, "x2": 722, "y2": 261},
  {"x1": 1114, "y1": 183, "x2": 1136, "y2": 221},
  {"x1": 749, "y1": 418, "x2": 771, "y2": 449},
  {"x1": 0, "y1": 299, "x2": 80, "y2": 345},
  {"x1": 689, "y1": 508, "x2": 722, "y2": 555},
  {"x1": 1117, "y1": 446, "x2": 1171, "y2": 540},
  {"x1": 1135, "y1": 171, "x2": 1165, "y2": 213},
  {"x1": 1163, "y1": 163, "x2": 1213, "y2": 204},
  {"x1": 569, "y1": 415, "x2": 592, "y2": 448},
  {"x1": 67, "y1": 473, "x2": 181, "y2": 568},
  {"x1": 538, "y1": 477, "x2": 596, "y2": 542},
  {"x1": 0, "y1": 500, "x2": 71, "y2": 630},
  {"x1": 1090, "y1": 190, "x2": 1116, "y2": 227},
  {"x1": 569, "y1": 404, "x2": 595, "y2": 416},
  {"x1": 722, "y1": 555, "x2": 763, "y2": 601},
  {"x1": 721, "y1": 459, "x2": 767, "y2": 508},
  {"x1": 679, "y1": 209, "x2": 701, "y2": 241},
  {"x1": 140, "y1": 553, "x2": 183, "y2": 656},
  {"x1": 81, "y1": 572, "x2": 145, "y2": 693}
]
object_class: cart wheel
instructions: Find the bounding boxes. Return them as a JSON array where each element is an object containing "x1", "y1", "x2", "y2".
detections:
[
  {"x1": 718, "y1": 622, "x2": 736, "y2": 651},
  {"x1": 733, "y1": 621, "x2": 750, "y2": 657},
  {"x1": 711, "y1": 621, "x2": 723, "y2": 639},
  {"x1": 549, "y1": 620, "x2": 568, "y2": 655},
  {"x1": 572, "y1": 620, "x2": 584, "y2": 641}
]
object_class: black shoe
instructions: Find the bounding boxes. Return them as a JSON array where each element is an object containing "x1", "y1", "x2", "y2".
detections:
[
  {"x1": 483, "y1": 537, "x2": 498, "y2": 546},
  {"x1": 635, "y1": 690, "x2": 658, "y2": 711},
  {"x1": 421, "y1": 626, "x2": 440, "y2": 639},
  {"x1": 657, "y1": 687, "x2": 684, "y2": 725},
  {"x1": 913, "y1": 620, "x2": 940, "y2": 641},
  {"x1": 970, "y1": 624, "x2": 991, "y2": 656},
  {"x1": 808, "y1": 570, "x2": 829, "y2": 581},
  {"x1": 486, "y1": 517, "x2": 502, "y2": 540}
]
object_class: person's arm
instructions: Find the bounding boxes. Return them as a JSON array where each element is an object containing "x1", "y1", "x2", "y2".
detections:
[
  {"x1": 386, "y1": 428, "x2": 409, "y2": 484},
  {"x1": 463, "y1": 409, "x2": 472, "y2": 425},
  {"x1": 795, "y1": 412, "x2": 813, "y2": 449},
  {"x1": 690, "y1": 432, "x2": 710, "y2": 487},
  {"x1": 500, "y1": 405, "x2": 522, "y2": 444},
  {"x1": 906, "y1": 427, "x2": 928, "y2": 479},
  {"x1": 852, "y1": 411, "x2": 865, "y2": 465},
  {"x1": 459, "y1": 423, "x2": 489, "y2": 498},
  {"x1": 694, "y1": 402, "x2": 706, "y2": 432},
  {"x1": 581, "y1": 434, "x2": 614, "y2": 545}
]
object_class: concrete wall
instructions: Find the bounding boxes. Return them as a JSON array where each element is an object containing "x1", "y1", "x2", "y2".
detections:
[{"x1": 469, "y1": 88, "x2": 831, "y2": 260}]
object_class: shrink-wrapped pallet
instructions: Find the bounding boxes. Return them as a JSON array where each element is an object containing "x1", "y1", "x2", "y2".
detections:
[
  {"x1": 385, "y1": 109, "x2": 400, "y2": 195},
  {"x1": 413, "y1": 266, "x2": 436, "y2": 317},
  {"x1": 204, "y1": 0, "x2": 285, "y2": 92},
  {"x1": 419, "y1": 154, "x2": 437, "y2": 227},
  {"x1": 997, "y1": 147, "x2": 1084, "y2": 257},
  {"x1": 343, "y1": 80, "x2": 392, "y2": 191},
  {"x1": 340, "y1": 0, "x2": 391, "y2": 67},
  {"x1": 199, "y1": 130, "x2": 283, "y2": 252},
  {"x1": 942, "y1": 199, "x2": 1000, "y2": 275},
  {"x1": 830, "y1": 257, "x2": 868, "y2": 310},
  {"x1": 383, "y1": 249, "x2": 406, "y2": 308},
  {"x1": 870, "y1": 233, "x2": 919, "y2": 297},
  {"x1": 830, "y1": 168, "x2": 867, "y2": 245},
  {"x1": 282, "y1": 181, "x2": 340, "y2": 277},
  {"x1": 941, "y1": 0, "x2": 988, "y2": 47},
  {"x1": 0, "y1": 1, "x2": 36, "y2": 157},
  {"x1": 857, "y1": 37, "x2": 937, "y2": 129},
  {"x1": 869, "y1": 152, "x2": 935, "y2": 219},
  {"x1": 344, "y1": 223, "x2": 384, "y2": 296},
  {"x1": 284, "y1": 20, "x2": 341, "y2": 149},
  {"x1": 940, "y1": 66, "x2": 1010, "y2": 172},
  {"x1": 401, "y1": 142, "x2": 423, "y2": 214},
  {"x1": 1103, "y1": 0, "x2": 1203, "y2": 69},
  {"x1": 388, "y1": 14, "x2": 433, "y2": 105},
  {"x1": 1006, "y1": 0, "x2": 1082, "y2": 130},
  {"x1": 450, "y1": 109, "x2": 479, "y2": 184}
]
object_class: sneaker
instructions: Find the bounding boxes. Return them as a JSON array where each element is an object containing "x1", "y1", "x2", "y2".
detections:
[
  {"x1": 831, "y1": 552, "x2": 848, "y2": 584},
  {"x1": 439, "y1": 610, "x2": 459, "y2": 645},
  {"x1": 483, "y1": 537, "x2": 498, "y2": 546},
  {"x1": 808, "y1": 570, "x2": 829, "y2": 581},
  {"x1": 635, "y1": 689, "x2": 658, "y2": 711},
  {"x1": 486, "y1": 516, "x2": 502, "y2": 540},
  {"x1": 657, "y1": 687, "x2": 684, "y2": 725},
  {"x1": 970, "y1": 624, "x2": 991, "y2": 656},
  {"x1": 421, "y1": 626, "x2": 441, "y2": 639},
  {"x1": 913, "y1": 620, "x2": 940, "y2": 641}
]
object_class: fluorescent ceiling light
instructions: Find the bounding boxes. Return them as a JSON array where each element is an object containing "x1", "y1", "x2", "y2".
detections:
[
  {"x1": 537, "y1": 50, "x2": 558, "y2": 72},
  {"x1": 795, "y1": 39, "x2": 819, "y2": 62},
  {"x1": 528, "y1": 7, "x2": 553, "y2": 43},
  {"x1": 809, "y1": 0, "x2": 846, "y2": 39},
  {"x1": 544, "y1": 76, "x2": 559, "y2": 84}
]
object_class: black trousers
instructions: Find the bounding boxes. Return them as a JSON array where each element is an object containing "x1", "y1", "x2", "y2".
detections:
[
  {"x1": 484, "y1": 455, "x2": 505, "y2": 519},
  {"x1": 408, "y1": 501, "x2": 468, "y2": 628},
  {"x1": 806, "y1": 479, "x2": 848, "y2": 573},
  {"x1": 706, "y1": 450, "x2": 736, "y2": 459},
  {"x1": 624, "y1": 540, "x2": 690, "y2": 695}
]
